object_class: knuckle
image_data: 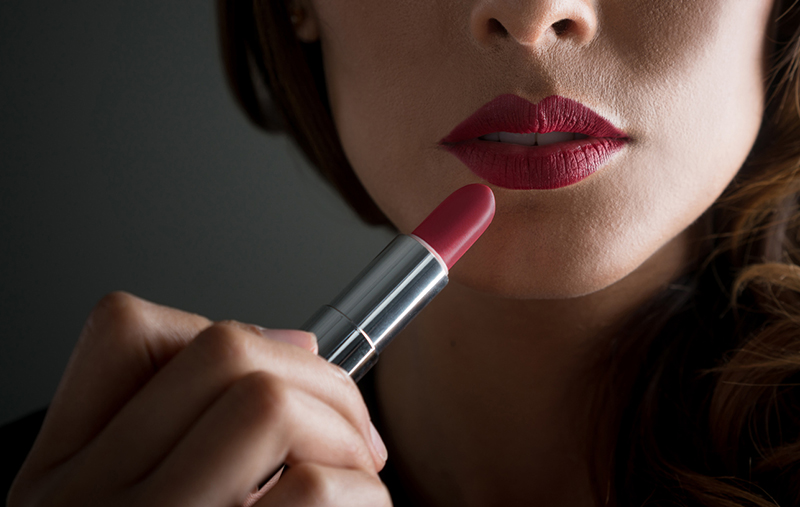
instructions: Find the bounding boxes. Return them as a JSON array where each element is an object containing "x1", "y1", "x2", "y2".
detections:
[
  {"x1": 82, "y1": 291, "x2": 148, "y2": 339},
  {"x1": 286, "y1": 465, "x2": 392, "y2": 506},
  {"x1": 233, "y1": 370, "x2": 291, "y2": 425},
  {"x1": 288, "y1": 464, "x2": 337, "y2": 504},
  {"x1": 344, "y1": 434, "x2": 377, "y2": 473},
  {"x1": 356, "y1": 470, "x2": 393, "y2": 506},
  {"x1": 192, "y1": 323, "x2": 252, "y2": 368}
]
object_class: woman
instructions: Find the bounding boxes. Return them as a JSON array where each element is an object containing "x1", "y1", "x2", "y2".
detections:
[{"x1": 8, "y1": 0, "x2": 800, "y2": 505}]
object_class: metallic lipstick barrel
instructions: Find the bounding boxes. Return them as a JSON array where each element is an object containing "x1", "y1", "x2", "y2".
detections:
[
  {"x1": 300, "y1": 184, "x2": 495, "y2": 382},
  {"x1": 301, "y1": 235, "x2": 447, "y2": 382}
]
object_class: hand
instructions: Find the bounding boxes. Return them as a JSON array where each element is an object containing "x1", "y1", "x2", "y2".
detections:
[{"x1": 8, "y1": 292, "x2": 391, "y2": 507}]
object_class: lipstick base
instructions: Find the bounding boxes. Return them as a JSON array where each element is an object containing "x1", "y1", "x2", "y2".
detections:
[{"x1": 302, "y1": 306, "x2": 377, "y2": 382}]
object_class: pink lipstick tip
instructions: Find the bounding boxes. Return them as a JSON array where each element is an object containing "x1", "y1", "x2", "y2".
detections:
[{"x1": 412, "y1": 184, "x2": 495, "y2": 270}]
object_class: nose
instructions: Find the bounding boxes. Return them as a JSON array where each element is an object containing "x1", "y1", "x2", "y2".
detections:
[{"x1": 470, "y1": 0, "x2": 598, "y2": 48}]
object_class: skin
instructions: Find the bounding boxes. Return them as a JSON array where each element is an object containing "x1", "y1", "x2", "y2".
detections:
[
  {"x1": 297, "y1": 0, "x2": 774, "y2": 505},
  {"x1": 8, "y1": 1, "x2": 777, "y2": 506},
  {"x1": 8, "y1": 293, "x2": 391, "y2": 507}
]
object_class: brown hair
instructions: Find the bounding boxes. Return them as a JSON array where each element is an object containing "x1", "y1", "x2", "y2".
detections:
[
  {"x1": 216, "y1": 0, "x2": 388, "y2": 225},
  {"x1": 216, "y1": 1, "x2": 800, "y2": 505},
  {"x1": 593, "y1": 1, "x2": 800, "y2": 505}
]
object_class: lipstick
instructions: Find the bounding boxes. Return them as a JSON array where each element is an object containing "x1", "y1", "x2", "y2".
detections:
[
  {"x1": 440, "y1": 95, "x2": 629, "y2": 190},
  {"x1": 301, "y1": 184, "x2": 495, "y2": 381}
]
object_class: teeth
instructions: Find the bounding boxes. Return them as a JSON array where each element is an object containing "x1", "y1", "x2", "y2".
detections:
[
  {"x1": 497, "y1": 132, "x2": 538, "y2": 146},
  {"x1": 537, "y1": 131, "x2": 575, "y2": 146},
  {"x1": 479, "y1": 131, "x2": 586, "y2": 146}
]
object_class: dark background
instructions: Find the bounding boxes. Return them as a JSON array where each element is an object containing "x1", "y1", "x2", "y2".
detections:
[{"x1": 0, "y1": 1, "x2": 392, "y2": 425}]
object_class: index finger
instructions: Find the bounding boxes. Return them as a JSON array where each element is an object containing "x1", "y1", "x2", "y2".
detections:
[{"x1": 26, "y1": 291, "x2": 212, "y2": 472}]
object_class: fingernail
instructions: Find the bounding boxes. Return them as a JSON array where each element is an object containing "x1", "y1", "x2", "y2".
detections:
[
  {"x1": 369, "y1": 421, "x2": 388, "y2": 462},
  {"x1": 254, "y1": 327, "x2": 318, "y2": 354}
]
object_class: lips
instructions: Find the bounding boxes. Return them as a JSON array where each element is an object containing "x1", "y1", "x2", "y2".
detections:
[{"x1": 439, "y1": 95, "x2": 629, "y2": 190}]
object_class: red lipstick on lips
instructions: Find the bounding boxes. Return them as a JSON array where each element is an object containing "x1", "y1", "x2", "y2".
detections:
[{"x1": 440, "y1": 95, "x2": 629, "y2": 190}]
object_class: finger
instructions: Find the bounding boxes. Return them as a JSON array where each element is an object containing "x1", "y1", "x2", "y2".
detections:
[
  {"x1": 82, "y1": 322, "x2": 380, "y2": 485},
  {"x1": 242, "y1": 467, "x2": 283, "y2": 507},
  {"x1": 27, "y1": 292, "x2": 212, "y2": 471},
  {"x1": 254, "y1": 463, "x2": 392, "y2": 507},
  {"x1": 222, "y1": 320, "x2": 319, "y2": 355},
  {"x1": 135, "y1": 371, "x2": 380, "y2": 507}
]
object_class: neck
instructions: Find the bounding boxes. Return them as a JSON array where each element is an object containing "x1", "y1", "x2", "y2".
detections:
[{"x1": 373, "y1": 229, "x2": 693, "y2": 506}]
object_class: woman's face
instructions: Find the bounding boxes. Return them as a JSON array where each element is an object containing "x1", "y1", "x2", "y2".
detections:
[{"x1": 303, "y1": 0, "x2": 774, "y2": 298}]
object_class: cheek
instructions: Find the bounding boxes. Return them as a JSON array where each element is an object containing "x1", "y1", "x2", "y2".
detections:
[
  {"x1": 316, "y1": 0, "x2": 445, "y2": 153},
  {"x1": 316, "y1": 0, "x2": 478, "y2": 228},
  {"x1": 610, "y1": 0, "x2": 771, "y2": 256}
]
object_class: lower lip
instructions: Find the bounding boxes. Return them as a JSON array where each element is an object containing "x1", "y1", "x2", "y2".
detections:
[{"x1": 441, "y1": 137, "x2": 628, "y2": 190}]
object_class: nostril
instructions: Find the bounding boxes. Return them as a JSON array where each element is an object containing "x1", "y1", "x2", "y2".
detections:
[
  {"x1": 487, "y1": 18, "x2": 509, "y2": 37},
  {"x1": 551, "y1": 19, "x2": 572, "y2": 36}
]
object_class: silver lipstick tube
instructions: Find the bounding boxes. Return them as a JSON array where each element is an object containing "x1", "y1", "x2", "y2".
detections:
[{"x1": 300, "y1": 234, "x2": 448, "y2": 382}]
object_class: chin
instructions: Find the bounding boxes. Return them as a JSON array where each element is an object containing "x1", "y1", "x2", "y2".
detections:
[
  {"x1": 447, "y1": 217, "x2": 692, "y2": 303},
  {"x1": 448, "y1": 241, "x2": 632, "y2": 301}
]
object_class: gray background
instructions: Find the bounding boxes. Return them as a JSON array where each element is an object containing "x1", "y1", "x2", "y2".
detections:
[{"x1": 0, "y1": 1, "x2": 393, "y2": 425}]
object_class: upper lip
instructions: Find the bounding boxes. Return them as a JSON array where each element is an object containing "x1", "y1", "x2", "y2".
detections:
[{"x1": 440, "y1": 94, "x2": 628, "y2": 144}]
